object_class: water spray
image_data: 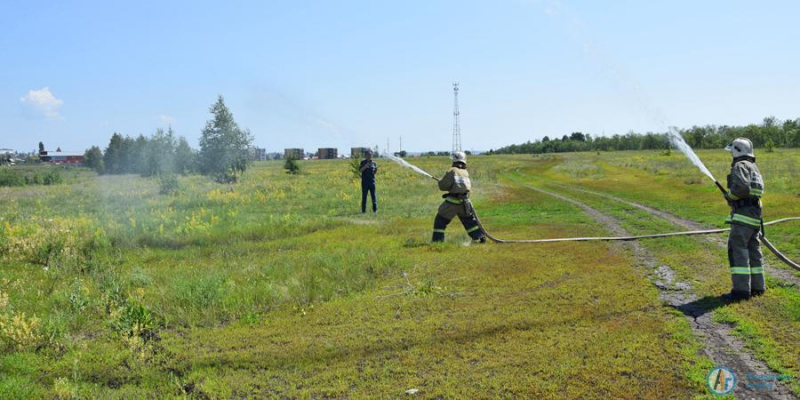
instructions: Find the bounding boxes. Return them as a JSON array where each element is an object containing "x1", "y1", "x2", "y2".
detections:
[
  {"x1": 665, "y1": 128, "x2": 727, "y2": 195},
  {"x1": 382, "y1": 152, "x2": 439, "y2": 181}
]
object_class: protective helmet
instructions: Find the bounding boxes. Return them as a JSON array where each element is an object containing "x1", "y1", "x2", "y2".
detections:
[
  {"x1": 724, "y1": 138, "x2": 754, "y2": 158},
  {"x1": 452, "y1": 151, "x2": 467, "y2": 165}
]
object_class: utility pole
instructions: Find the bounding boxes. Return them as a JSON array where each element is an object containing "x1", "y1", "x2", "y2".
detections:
[
  {"x1": 452, "y1": 82, "x2": 462, "y2": 155},
  {"x1": 386, "y1": 137, "x2": 390, "y2": 155},
  {"x1": 399, "y1": 136, "x2": 402, "y2": 153}
]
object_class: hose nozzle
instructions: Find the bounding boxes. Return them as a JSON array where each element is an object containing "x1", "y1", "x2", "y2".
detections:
[{"x1": 714, "y1": 181, "x2": 727, "y2": 195}]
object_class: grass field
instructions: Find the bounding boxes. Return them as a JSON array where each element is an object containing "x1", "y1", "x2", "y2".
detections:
[{"x1": 0, "y1": 150, "x2": 797, "y2": 398}]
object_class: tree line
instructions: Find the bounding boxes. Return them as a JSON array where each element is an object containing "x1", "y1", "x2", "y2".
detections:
[
  {"x1": 488, "y1": 116, "x2": 800, "y2": 155},
  {"x1": 85, "y1": 96, "x2": 253, "y2": 182}
]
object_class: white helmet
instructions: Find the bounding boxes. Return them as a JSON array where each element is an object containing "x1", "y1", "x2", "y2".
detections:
[
  {"x1": 452, "y1": 151, "x2": 467, "y2": 165},
  {"x1": 724, "y1": 138, "x2": 754, "y2": 158}
]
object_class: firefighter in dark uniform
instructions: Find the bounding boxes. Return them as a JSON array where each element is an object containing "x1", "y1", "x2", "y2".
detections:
[
  {"x1": 723, "y1": 138, "x2": 765, "y2": 300},
  {"x1": 432, "y1": 152, "x2": 486, "y2": 243},
  {"x1": 359, "y1": 149, "x2": 378, "y2": 213}
]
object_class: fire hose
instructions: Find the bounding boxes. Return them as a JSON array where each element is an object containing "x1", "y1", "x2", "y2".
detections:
[
  {"x1": 427, "y1": 175, "x2": 799, "y2": 271},
  {"x1": 472, "y1": 209, "x2": 800, "y2": 271}
]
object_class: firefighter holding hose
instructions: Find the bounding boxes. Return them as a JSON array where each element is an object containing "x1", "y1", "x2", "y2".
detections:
[
  {"x1": 723, "y1": 138, "x2": 765, "y2": 300},
  {"x1": 431, "y1": 152, "x2": 486, "y2": 243}
]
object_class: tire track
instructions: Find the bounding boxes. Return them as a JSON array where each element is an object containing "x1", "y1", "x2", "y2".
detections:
[
  {"x1": 549, "y1": 183, "x2": 800, "y2": 289},
  {"x1": 515, "y1": 180, "x2": 796, "y2": 400}
]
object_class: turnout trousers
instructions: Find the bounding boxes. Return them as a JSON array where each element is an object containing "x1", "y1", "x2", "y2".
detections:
[
  {"x1": 727, "y1": 223, "x2": 765, "y2": 295},
  {"x1": 432, "y1": 199, "x2": 484, "y2": 242},
  {"x1": 361, "y1": 181, "x2": 377, "y2": 213}
]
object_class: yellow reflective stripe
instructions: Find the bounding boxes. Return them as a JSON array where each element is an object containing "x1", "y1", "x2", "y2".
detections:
[
  {"x1": 750, "y1": 267, "x2": 764, "y2": 274},
  {"x1": 727, "y1": 191, "x2": 740, "y2": 200},
  {"x1": 732, "y1": 214, "x2": 761, "y2": 224},
  {"x1": 730, "y1": 267, "x2": 750, "y2": 275},
  {"x1": 445, "y1": 197, "x2": 463, "y2": 204},
  {"x1": 466, "y1": 225, "x2": 480, "y2": 233},
  {"x1": 433, "y1": 229, "x2": 446, "y2": 233},
  {"x1": 750, "y1": 188, "x2": 763, "y2": 196},
  {"x1": 725, "y1": 214, "x2": 761, "y2": 227}
]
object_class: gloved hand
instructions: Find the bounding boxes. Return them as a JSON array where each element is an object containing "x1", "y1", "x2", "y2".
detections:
[{"x1": 724, "y1": 191, "x2": 734, "y2": 207}]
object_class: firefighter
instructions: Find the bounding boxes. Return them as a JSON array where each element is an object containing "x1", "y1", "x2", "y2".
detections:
[
  {"x1": 359, "y1": 149, "x2": 378, "y2": 213},
  {"x1": 432, "y1": 152, "x2": 486, "y2": 243},
  {"x1": 723, "y1": 137, "x2": 765, "y2": 300}
]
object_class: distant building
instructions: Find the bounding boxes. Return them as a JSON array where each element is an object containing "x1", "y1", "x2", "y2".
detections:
[
  {"x1": 350, "y1": 147, "x2": 371, "y2": 159},
  {"x1": 39, "y1": 150, "x2": 84, "y2": 165},
  {"x1": 250, "y1": 147, "x2": 266, "y2": 161},
  {"x1": 317, "y1": 148, "x2": 338, "y2": 159},
  {"x1": 284, "y1": 148, "x2": 304, "y2": 160},
  {"x1": 0, "y1": 149, "x2": 13, "y2": 166}
]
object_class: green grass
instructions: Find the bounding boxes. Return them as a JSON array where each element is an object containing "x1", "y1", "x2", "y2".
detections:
[
  {"x1": 0, "y1": 152, "x2": 797, "y2": 398},
  {"x1": 506, "y1": 150, "x2": 799, "y2": 397}
]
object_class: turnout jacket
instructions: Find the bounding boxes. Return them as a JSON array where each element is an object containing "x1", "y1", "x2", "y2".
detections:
[
  {"x1": 438, "y1": 167, "x2": 471, "y2": 196},
  {"x1": 725, "y1": 157, "x2": 764, "y2": 228}
]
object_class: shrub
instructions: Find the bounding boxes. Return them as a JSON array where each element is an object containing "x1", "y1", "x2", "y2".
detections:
[
  {"x1": 284, "y1": 158, "x2": 301, "y2": 174},
  {"x1": 42, "y1": 171, "x2": 62, "y2": 185},
  {"x1": 0, "y1": 169, "x2": 25, "y2": 187},
  {"x1": 0, "y1": 169, "x2": 62, "y2": 187},
  {"x1": 765, "y1": 138, "x2": 775, "y2": 153},
  {"x1": 0, "y1": 312, "x2": 42, "y2": 351},
  {"x1": 349, "y1": 157, "x2": 362, "y2": 179},
  {"x1": 158, "y1": 173, "x2": 181, "y2": 195}
]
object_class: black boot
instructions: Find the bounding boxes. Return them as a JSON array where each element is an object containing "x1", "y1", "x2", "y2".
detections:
[
  {"x1": 722, "y1": 290, "x2": 751, "y2": 302},
  {"x1": 751, "y1": 289, "x2": 766, "y2": 297}
]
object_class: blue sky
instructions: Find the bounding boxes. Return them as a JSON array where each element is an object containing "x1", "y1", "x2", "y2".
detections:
[{"x1": 2, "y1": 0, "x2": 798, "y2": 153}]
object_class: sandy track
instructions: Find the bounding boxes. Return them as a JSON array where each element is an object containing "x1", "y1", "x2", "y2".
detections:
[{"x1": 516, "y1": 181, "x2": 796, "y2": 400}]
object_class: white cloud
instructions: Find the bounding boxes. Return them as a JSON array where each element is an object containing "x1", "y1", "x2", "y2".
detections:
[
  {"x1": 159, "y1": 114, "x2": 177, "y2": 125},
  {"x1": 20, "y1": 87, "x2": 63, "y2": 119}
]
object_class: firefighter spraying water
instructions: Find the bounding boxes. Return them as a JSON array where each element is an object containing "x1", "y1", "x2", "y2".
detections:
[
  {"x1": 430, "y1": 152, "x2": 486, "y2": 243},
  {"x1": 382, "y1": 148, "x2": 799, "y2": 271}
]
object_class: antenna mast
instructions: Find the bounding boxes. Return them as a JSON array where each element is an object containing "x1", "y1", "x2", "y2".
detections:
[{"x1": 452, "y1": 82, "x2": 462, "y2": 155}]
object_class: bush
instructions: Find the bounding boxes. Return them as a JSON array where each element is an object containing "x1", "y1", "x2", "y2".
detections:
[
  {"x1": 765, "y1": 138, "x2": 775, "y2": 153},
  {"x1": 349, "y1": 157, "x2": 362, "y2": 179},
  {"x1": 42, "y1": 171, "x2": 62, "y2": 185},
  {"x1": 158, "y1": 173, "x2": 181, "y2": 195},
  {"x1": 284, "y1": 158, "x2": 302, "y2": 174},
  {"x1": 0, "y1": 312, "x2": 42, "y2": 351},
  {"x1": 0, "y1": 170, "x2": 25, "y2": 187},
  {"x1": 110, "y1": 301, "x2": 156, "y2": 340},
  {"x1": 0, "y1": 169, "x2": 62, "y2": 187}
]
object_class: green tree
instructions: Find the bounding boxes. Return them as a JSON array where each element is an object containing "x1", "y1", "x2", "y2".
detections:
[
  {"x1": 84, "y1": 146, "x2": 104, "y2": 173},
  {"x1": 198, "y1": 96, "x2": 254, "y2": 182},
  {"x1": 103, "y1": 133, "x2": 124, "y2": 174},
  {"x1": 129, "y1": 134, "x2": 149, "y2": 174},
  {"x1": 143, "y1": 128, "x2": 176, "y2": 177},
  {"x1": 174, "y1": 136, "x2": 196, "y2": 174}
]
